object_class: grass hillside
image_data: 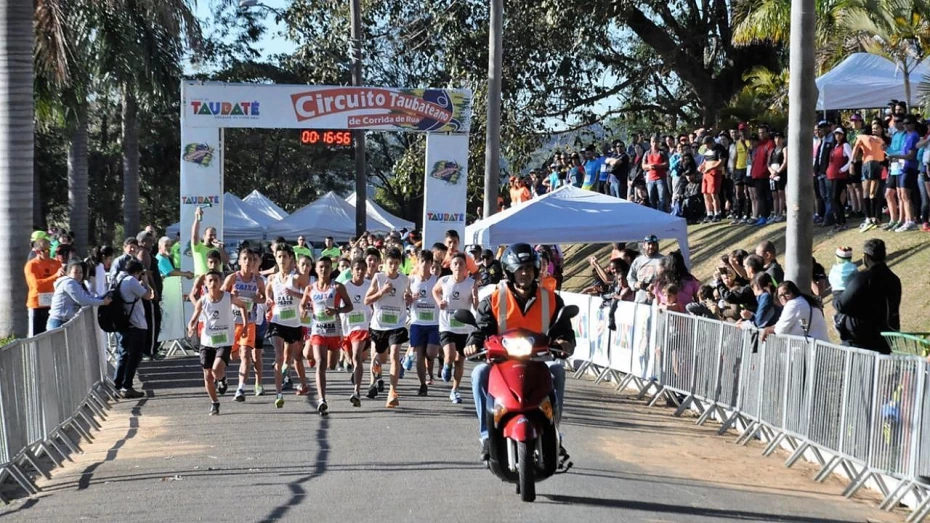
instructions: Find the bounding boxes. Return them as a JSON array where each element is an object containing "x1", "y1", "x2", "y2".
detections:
[{"x1": 561, "y1": 220, "x2": 930, "y2": 333}]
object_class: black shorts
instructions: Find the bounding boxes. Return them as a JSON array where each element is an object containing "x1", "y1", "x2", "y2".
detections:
[
  {"x1": 886, "y1": 174, "x2": 902, "y2": 190},
  {"x1": 752, "y1": 177, "x2": 770, "y2": 193},
  {"x1": 901, "y1": 167, "x2": 919, "y2": 189},
  {"x1": 371, "y1": 327, "x2": 409, "y2": 354},
  {"x1": 862, "y1": 160, "x2": 883, "y2": 181},
  {"x1": 254, "y1": 322, "x2": 267, "y2": 349},
  {"x1": 439, "y1": 332, "x2": 469, "y2": 354},
  {"x1": 732, "y1": 168, "x2": 747, "y2": 185},
  {"x1": 268, "y1": 322, "x2": 303, "y2": 345},
  {"x1": 200, "y1": 346, "x2": 232, "y2": 369},
  {"x1": 848, "y1": 161, "x2": 863, "y2": 183}
]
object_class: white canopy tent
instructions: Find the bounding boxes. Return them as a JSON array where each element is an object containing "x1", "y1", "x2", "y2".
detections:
[
  {"x1": 465, "y1": 185, "x2": 691, "y2": 265},
  {"x1": 242, "y1": 190, "x2": 289, "y2": 222},
  {"x1": 345, "y1": 192, "x2": 415, "y2": 231},
  {"x1": 815, "y1": 53, "x2": 930, "y2": 110},
  {"x1": 167, "y1": 193, "x2": 266, "y2": 242},
  {"x1": 265, "y1": 191, "x2": 398, "y2": 241}
]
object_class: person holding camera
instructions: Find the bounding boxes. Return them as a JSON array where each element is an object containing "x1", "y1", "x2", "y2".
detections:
[
  {"x1": 191, "y1": 206, "x2": 228, "y2": 276},
  {"x1": 627, "y1": 235, "x2": 664, "y2": 303}
]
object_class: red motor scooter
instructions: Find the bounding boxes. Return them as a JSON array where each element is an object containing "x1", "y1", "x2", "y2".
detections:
[{"x1": 454, "y1": 305, "x2": 578, "y2": 502}]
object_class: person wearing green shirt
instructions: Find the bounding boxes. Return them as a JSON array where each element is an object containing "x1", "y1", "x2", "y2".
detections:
[
  {"x1": 293, "y1": 235, "x2": 314, "y2": 260},
  {"x1": 191, "y1": 206, "x2": 227, "y2": 275},
  {"x1": 320, "y1": 236, "x2": 341, "y2": 260},
  {"x1": 170, "y1": 238, "x2": 181, "y2": 269}
]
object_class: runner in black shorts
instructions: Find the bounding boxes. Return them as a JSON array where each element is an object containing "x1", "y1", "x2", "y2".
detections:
[
  {"x1": 434, "y1": 253, "x2": 477, "y2": 404},
  {"x1": 364, "y1": 249, "x2": 412, "y2": 408}
]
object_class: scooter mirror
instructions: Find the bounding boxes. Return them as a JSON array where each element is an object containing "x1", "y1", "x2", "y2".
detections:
[
  {"x1": 452, "y1": 309, "x2": 478, "y2": 328},
  {"x1": 548, "y1": 304, "x2": 579, "y2": 336}
]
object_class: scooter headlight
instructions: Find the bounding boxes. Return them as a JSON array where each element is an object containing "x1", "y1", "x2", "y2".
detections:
[
  {"x1": 501, "y1": 336, "x2": 534, "y2": 358},
  {"x1": 539, "y1": 396, "x2": 554, "y2": 421},
  {"x1": 493, "y1": 399, "x2": 508, "y2": 426}
]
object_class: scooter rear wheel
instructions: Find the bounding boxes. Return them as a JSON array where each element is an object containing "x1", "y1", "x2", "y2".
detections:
[{"x1": 517, "y1": 439, "x2": 536, "y2": 502}]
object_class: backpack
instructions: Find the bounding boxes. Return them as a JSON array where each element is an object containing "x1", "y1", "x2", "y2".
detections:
[{"x1": 97, "y1": 275, "x2": 139, "y2": 333}]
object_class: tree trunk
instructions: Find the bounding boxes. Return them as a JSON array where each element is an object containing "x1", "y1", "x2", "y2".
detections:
[
  {"x1": 484, "y1": 0, "x2": 503, "y2": 220},
  {"x1": 69, "y1": 110, "x2": 89, "y2": 256},
  {"x1": 903, "y1": 67, "x2": 912, "y2": 108},
  {"x1": 785, "y1": 0, "x2": 816, "y2": 293},
  {"x1": 122, "y1": 87, "x2": 140, "y2": 237},
  {"x1": 0, "y1": 0, "x2": 35, "y2": 338}
]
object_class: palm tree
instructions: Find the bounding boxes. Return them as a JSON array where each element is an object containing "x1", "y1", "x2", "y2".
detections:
[
  {"x1": 0, "y1": 0, "x2": 36, "y2": 337},
  {"x1": 92, "y1": 0, "x2": 201, "y2": 237},
  {"x1": 732, "y1": 0, "x2": 850, "y2": 67},
  {"x1": 841, "y1": 0, "x2": 930, "y2": 107}
]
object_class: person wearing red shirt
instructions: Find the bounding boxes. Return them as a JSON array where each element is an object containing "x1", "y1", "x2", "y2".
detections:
[
  {"x1": 642, "y1": 135, "x2": 669, "y2": 212},
  {"x1": 825, "y1": 128, "x2": 853, "y2": 232},
  {"x1": 750, "y1": 126, "x2": 775, "y2": 226}
]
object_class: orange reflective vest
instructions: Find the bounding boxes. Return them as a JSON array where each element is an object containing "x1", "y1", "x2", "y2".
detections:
[{"x1": 489, "y1": 283, "x2": 555, "y2": 333}]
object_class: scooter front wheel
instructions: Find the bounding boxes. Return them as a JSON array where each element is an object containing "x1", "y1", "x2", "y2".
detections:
[{"x1": 517, "y1": 439, "x2": 536, "y2": 502}]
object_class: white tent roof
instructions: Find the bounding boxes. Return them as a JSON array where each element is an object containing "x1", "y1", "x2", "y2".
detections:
[
  {"x1": 465, "y1": 185, "x2": 691, "y2": 265},
  {"x1": 264, "y1": 191, "x2": 397, "y2": 241},
  {"x1": 242, "y1": 190, "x2": 289, "y2": 222},
  {"x1": 345, "y1": 192, "x2": 415, "y2": 231},
  {"x1": 167, "y1": 193, "x2": 266, "y2": 242},
  {"x1": 815, "y1": 53, "x2": 930, "y2": 110}
]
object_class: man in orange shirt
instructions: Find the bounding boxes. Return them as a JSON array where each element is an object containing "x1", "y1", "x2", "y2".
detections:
[
  {"x1": 25, "y1": 235, "x2": 63, "y2": 336},
  {"x1": 441, "y1": 230, "x2": 479, "y2": 276}
]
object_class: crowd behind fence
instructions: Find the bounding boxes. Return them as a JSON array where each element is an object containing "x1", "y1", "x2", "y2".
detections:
[
  {"x1": 0, "y1": 308, "x2": 113, "y2": 501},
  {"x1": 561, "y1": 291, "x2": 930, "y2": 522}
]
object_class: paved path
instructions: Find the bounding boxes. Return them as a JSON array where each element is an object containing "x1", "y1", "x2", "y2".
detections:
[{"x1": 0, "y1": 354, "x2": 904, "y2": 522}]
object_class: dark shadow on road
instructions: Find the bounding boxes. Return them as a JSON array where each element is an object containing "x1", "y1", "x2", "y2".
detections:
[
  {"x1": 541, "y1": 494, "x2": 861, "y2": 522},
  {"x1": 77, "y1": 395, "x2": 149, "y2": 490},
  {"x1": 258, "y1": 413, "x2": 330, "y2": 523}
]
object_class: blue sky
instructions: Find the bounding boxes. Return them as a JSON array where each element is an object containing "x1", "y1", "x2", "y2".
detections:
[{"x1": 195, "y1": 0, "x2": 297, "y2": 57}]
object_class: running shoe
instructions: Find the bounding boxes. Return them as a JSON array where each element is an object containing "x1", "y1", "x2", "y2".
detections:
[
  {"x1": 882, "y1": 221, "x2": 899, "y2": 231},
  {"x1": 831, "y1": 224, "x2": 847, "y2": 233},
  {"x1": 234, "y1": 389, "x2": 245, "y2": 402},
  {"x1": 282, "y1": 373, "x2": 293, "y2": 391},
  {"x1": 350, "y1": 394, "x2": 361, "y2": 407},
  {"x1": 441, "y1": 365, "x2": 452, "y2": 383},
  {"x1": 372, "y1": 361, "x2": 383, "y2": 379},
  {"x1": 701, "y1": 216, "x2": 712, "y2": 224},
  {"x1": 367, "y1": 384, "x2": 378, "y2": 399},
  {"x1": 861, "y1": 221, "x2": 877, "y2": 233},
  {"x1": 479, "y1": 438, "x2": 490, "y2": 462},
  {"x1": 450, "y1": 389, "x2": 462, "y2": 404},
  {"x1": 896, "y1": 221, "x2": 918, "y2": 232},
  {"x1": 209, "y1": 402, "x2": 220, "y2": 416},
  {"x1": 729, "y1": 217, "x2": 742, "y2": 226},
  {"x1": 754, "y1": 217, "x2": 767, "y2": 226},
  {"x1": 254, "y1": 385, "x2": 264, "y2": 396},
  {"x1": 345, "y1": 363, "x2": 354, "y2": 373},
  {"x1": 711, "y1": 215, "x2": 722, "y2": 223},
  {"x1": 417, "y1": 384, "x2": 428, "y2": 396},
  {"x1": 317, "y1": 399, "x2": 328, "y2": 416},
  {"x1": 386, "y1": 392, "x2": 399, "y2": 408},
  {"x1": 765, "y1": 216, "x2": 777, "y2": 225},
  {"x1": 274, "y1": 394, "x2": 284, "y2": 408},
  {"x1": 217, "y1": 377, "x2": 228, "y2": 396},
  {"x1": 402, "y1": 355, "x2": 414, "y2": 371},
  {"x1": 377, "y1": 378, "x2": 385, "y2": 392},
  {"x1": 296, "y1": 385, "x2": 310, "y2": 396}
]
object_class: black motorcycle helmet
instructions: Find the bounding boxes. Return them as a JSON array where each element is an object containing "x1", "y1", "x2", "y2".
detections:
[{"x1": 500, "y1": 243, "x2": 540, "y2": 281}]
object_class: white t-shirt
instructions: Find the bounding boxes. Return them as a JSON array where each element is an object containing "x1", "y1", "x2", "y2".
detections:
[
  {"x1": 437, "y1": 275, "x2": 476, "y2": 335},
  {"x1": 270, "y1": 274, "x2": 300, "y2": 327},
  {"x1": 307, "y1": 281, "x2": 341, "y2": 337},
  {"x1": 409, "y1": 274, "x2": 439, "y2": 326},
  {"x1": 369, "y1": 273, "x2": 409, "y2": 331}
]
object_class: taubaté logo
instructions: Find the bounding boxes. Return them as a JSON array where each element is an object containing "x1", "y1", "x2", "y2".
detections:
[{"x1": 190, "y1": 100, "x2": 260, "y2": 117}]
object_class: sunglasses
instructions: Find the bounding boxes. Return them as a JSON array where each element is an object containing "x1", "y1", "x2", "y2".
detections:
[{"x1": 777, "y1": 292, "x2": 790, "y2": 299}]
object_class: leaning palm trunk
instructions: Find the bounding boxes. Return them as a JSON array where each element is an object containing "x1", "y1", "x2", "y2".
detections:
[
  {"x1": 69, "y1": 110, "x2": 89, "y2": 256},
  {"x1": 785, "y1": 0, "x2": 816, "y2": 292},
  {"x1": 122, "y1": 87, "x2": 140, "y2": 236},
  {"x1": 0, "y1": 0, "x2": 36, "y2": 337}
]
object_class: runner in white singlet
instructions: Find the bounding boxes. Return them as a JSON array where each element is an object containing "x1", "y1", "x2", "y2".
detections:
[
  {"x1": 188, "y1": 270, "x2": 249, "y2": 415},
  {"x1": 341, "y1": 258, "x2": 372, "y2": 404},
  {"x1": 299, "y1": 257, "x2": 351, "y2": 415},
  {"x1": 222, "y1": 248, "x2": 265, "y2": 401},
  {"x1": 433, "y1": 252, "x2": 477, "y2": 404},
  {"x1": 407, "y1": 250, "x2": 440, "y2": 396},
  {"x1": 364, "y1": 249, "x2": 413, "y2": 408},
  {"x1": 264, "y1": 245, "x2": 311, "y2": 409}
]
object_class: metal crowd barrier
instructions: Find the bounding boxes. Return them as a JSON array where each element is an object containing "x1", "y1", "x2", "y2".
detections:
[
  {"x1": 0, "y1": 308, "x2": 114, "y2": 501},
  {"x1": 561, "y1": 292, "x2": 930, "y2": 521}
]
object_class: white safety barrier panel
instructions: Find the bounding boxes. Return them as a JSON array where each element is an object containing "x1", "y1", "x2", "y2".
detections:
[
  {"x1": 0, "y1": 308, "x2": 115, "y2": 500},
  {"x1": 562, "y1": 292, "x2": 930, "y2": 521}
]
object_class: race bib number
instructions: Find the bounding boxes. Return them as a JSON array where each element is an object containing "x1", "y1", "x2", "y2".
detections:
[
  {"x1": 317, "y1": 322, "x2": 338, "y2": 335},
  {"x1": 348, "y1": 311, "x2": 367, "y2": 325},
  {"x1": 279, "y1": 309, "x2": 297, "y2": 321},
  {"x1": 210, "y1": 333, "x2": 228, "y2": 346},
  {"x1": 416, "y1": 310, "x2": 435, "y2": 322},
  {"x1": 450, "y1": 316, "x2": 465, "y2": 328},
  {"x1": 379, "y1": 308, "x2": 400, "y2": 326},
  {"x1": 315, "y1": 311, "x2": 335, "y2": 322},
  {"x1": 38, "y1": 293, "x2": 54, "y2": 307},
  {"x1": 891, "y1": 159, "x2": 904, "y2": 175}
]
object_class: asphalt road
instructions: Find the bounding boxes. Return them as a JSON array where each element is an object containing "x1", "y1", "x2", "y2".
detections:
[{"x1": 0, "y1": 354, "x2": 902, "y2": 522}]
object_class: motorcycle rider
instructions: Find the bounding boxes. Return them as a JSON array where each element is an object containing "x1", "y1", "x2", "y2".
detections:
[{"x1": 464, "y1": 243, "x2": 576, "y2": 461}]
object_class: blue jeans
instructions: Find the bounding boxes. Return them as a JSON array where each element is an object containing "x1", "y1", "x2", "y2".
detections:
[
  {"x1": 471, "y1": 361, "x2": 565, "y2": 440},
  {"x1": 918, "y1": 173, "x2": 929, "y2": 223},
  {"x1": 817, "y1": 175, "x2": 832, "y2": 222},
  {"x1": 609, "y1": 181, "x2": 620, "y2": 199},
  {"x1": 46, "y1": 317, "x2": 66, "y2": 331},
  {"x1": 113, "y1": 327, "x2": 145, "y2": 391},
  {"x1": 646, "y1": 178, "x2": 668, "y2": 212}
]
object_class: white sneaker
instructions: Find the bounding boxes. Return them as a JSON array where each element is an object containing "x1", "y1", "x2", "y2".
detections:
[{"x1": 895, "y1": 221, "x2": 918, "y2": 232}]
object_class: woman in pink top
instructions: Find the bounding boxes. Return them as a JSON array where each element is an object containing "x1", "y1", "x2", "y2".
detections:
[{"x1": 651, "y1": 251, "x2": 700, "y2": 307}]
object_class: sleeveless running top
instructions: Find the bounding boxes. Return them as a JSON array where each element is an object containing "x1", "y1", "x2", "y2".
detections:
[
  {"x1": 308, "y1": 281, "x2": 340, "y2": 337},
  {"x1": 438, "y1": 275, "x2": 476, "y2": 334},
  {"x1": 369, "y1": 273, "x2": 409, "y2": 330},
  {"x1": 342, "y1": 279, "x2": 372, "y2": 333},
  {"x1": 200, "y1": 292, "x2": 234, "y2": 348},
  {"x1": 409, "y1": 274, "x2": 439, "y2": 326},
  {"x1": 270, "y1": 273, "x2": 300, "y2": 327},
  {"x1": 231, "y1": 272, "x2": 260, "y2": 324}
]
